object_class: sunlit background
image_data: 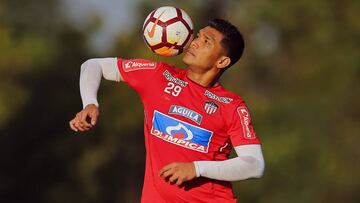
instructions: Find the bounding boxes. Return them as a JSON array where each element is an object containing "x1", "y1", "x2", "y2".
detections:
[{"x1": 0, "y1": 0, "x2": 359, "y2": 202}]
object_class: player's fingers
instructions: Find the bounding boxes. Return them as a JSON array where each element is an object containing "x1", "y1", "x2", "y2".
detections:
[
  {"x1": 82, "y1": 120, "x2": 92, "y2": 128},
  {"x1": 77, "y1": 112, "x2": 91, "y2": 125},
  {"x1": 90, "y1": 111, "x2": 98, "y2": 126},
  {"x1": 75, "y1": 121, "x2": 86, "y2": 131},
  {"x1": 176, "y1": 177, "x2": 184, "y2": 186},
  {"x1": 76, "y1": 113, "x2": 92, "y2": 128},
  {"x1": 161, "y1": 168, "x2": 174, "y2": 179},
  {"x1": 159, "y1": 164, "x2": 172, "y2": 176},
  {"x1": 82, "y1": 124, "x2": 91, "y2": 131},
  {"x1": 69, "y1": 119, "x2": 78, "y2": 132},
  {"x1": 169, "y1": 174, "x2": 178, "y2": 183},
  {"x1": 76, "y1": 112, "x2": 85, "y2": 122}
]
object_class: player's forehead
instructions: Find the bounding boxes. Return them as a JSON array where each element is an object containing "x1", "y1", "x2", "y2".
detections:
[{"x1": 198, "y1": 26, "x2": 224, "y2": 43}]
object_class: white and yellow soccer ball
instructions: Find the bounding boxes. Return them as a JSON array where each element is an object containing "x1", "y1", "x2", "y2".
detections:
[{"x1": 143, "y1": 6, "x2": 194, "y2": 57}]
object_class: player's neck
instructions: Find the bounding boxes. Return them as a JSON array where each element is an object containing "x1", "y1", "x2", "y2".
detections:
[{"x1": 186, "y1": 68, "x2": 220, "y2": 87}]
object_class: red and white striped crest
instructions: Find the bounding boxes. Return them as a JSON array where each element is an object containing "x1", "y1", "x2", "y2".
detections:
[{"x1": 204, "y1": 101, "x2": 218, "y2": 115}]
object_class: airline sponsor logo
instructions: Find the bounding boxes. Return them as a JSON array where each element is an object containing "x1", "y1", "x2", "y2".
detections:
[
  {"x1": 204, "y1": 90, "x2": 233, "y2": 104},
  {"x1": 204, "y1": 101, "x2": 218, "y2": 115},
  {"x1": 163, "y1": 70, "x2": 188, "y2": 87},
  {"x1": 151, "y1": 110, "x2": 213, "y2": 153},
  {"x1": 169, "y1": 105, "x2": 203, "y2": 125},
  {"x1": 123, "y1": 60, "x2": 156, "y2": 72},
  {"x1": 237, "y1": 107, "x2": 256, "y2": 139}
]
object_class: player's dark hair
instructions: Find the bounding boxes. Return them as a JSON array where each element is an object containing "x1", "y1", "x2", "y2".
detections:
[{"x1": 208, "y1": 19, "x2": 245, "y2": 68}]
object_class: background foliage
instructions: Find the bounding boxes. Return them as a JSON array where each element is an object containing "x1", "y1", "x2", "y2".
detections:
[{"x1": 0, "y1": 0, "x2": 359, "y2": 202}]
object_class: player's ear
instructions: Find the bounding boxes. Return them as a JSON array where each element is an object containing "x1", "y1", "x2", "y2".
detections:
[{"x1": 216, "y1": 56, "x2": 231, "y2": 69}]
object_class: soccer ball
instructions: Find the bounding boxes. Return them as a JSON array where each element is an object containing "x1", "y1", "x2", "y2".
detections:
[{"x1": 143, "y1": 6, "x2": 194, "y2": 57}]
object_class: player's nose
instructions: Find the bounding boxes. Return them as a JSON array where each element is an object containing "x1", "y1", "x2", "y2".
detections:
[{"x1": 190, "y1": 39, "x2": 199, "y2": 49}]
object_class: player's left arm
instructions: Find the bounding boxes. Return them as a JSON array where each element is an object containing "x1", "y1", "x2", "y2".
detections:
[
  {"x1": 159, "y1": 144, "x2": 264, "y2": 185},
  {"x1": 159, "y1": 104, "x2": 265, "y2": 185},
  {"x1": 193, "y1": 104, "x2": 265, "y2": 181},
  {"x1": 193, "y1": 144, "x2": 265, "y2": 181}
]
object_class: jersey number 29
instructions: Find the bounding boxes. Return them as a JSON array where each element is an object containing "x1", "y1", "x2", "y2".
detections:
[{"x1": 164, "y1": 82, "x2": 182, "y2": 97}]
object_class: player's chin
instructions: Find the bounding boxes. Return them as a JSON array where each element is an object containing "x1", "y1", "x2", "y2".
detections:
[{"x1": 182, "y1": 53, "x2": 192, "y2": 65}]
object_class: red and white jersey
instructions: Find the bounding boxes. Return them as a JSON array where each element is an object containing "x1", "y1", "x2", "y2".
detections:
[{"x1": 117, "y1": 58, "x2": 261, "y2": 203}]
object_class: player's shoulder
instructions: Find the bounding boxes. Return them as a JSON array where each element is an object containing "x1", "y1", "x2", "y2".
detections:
[
  {"x1": 213, "y1": 87, "x2": 254, "y2": 125},
  {"x1": 212, "y1": 85, "x2": 246, "y2": 108},
  {"x1": 117, "y1": 58, "x2": 157, "y2": 72},
  {"x1": 117, "y1": 57, "x2": 185, "y2": 74},
  {"x1": 158, "y1": 61, "x2": 186, "y2": 74},
  {"x1": 117, "y1": 57, "x2": 183, "y2": 70}
]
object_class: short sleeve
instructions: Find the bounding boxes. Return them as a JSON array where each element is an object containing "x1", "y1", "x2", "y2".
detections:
[
  {"x1": 117, "y1": 58, "x2": 162, "y2": 92},
  {"x1": 227, "y1": 105, "x2": 261, "y2": 147}
]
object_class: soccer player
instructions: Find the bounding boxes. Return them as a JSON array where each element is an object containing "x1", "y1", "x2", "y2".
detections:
[{"x1": 69, "y1": 19, "x2": 265, "y2": 202}]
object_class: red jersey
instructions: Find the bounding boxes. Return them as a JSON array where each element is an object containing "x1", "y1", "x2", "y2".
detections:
[{"x1": 117, "y1": 58, "x2": 260, "y2": 203}]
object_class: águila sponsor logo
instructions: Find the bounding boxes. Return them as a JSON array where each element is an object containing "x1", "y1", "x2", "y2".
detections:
[{"x1": 169, "y1": 105, "x2": 203, "y2": 125}]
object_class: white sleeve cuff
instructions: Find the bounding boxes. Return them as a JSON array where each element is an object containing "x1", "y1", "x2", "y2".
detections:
[{"x1": 193, "y1": 161, "x2": 201, "y2": 178}]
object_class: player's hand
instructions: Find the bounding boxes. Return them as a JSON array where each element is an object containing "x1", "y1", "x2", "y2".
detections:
[
  {"x1": 159, "y1": 162, "x2": 196, "y2": 186},
  {"x1": 69, "y1": 104, "x2": 99, "y2": 132}
]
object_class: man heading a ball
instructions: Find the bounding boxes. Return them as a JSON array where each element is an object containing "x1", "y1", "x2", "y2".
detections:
[{"x1": 69, "y1": 18, "x2": 265, "y2": 202}]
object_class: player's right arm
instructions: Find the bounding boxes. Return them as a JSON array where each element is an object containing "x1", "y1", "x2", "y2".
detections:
[{"x1": 69, "y1": 58, "x2": 122, "y2": 132}]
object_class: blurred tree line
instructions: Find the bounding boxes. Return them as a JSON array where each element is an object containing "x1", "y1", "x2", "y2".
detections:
[{"x1": 0, "y1": 0, "x2": 359, "y2": 203}]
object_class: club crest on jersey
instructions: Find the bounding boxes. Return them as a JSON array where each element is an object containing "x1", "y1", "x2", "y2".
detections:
[
  {"x1": 163, "y1": 70, "x2": 188, "y2": 87},
  {"x1": 204, "y1": 90, "x2": 233, "y2": 104},
  {"x1": 204, "y1": 101, "x2": 218, "y2": 115},
  {"x1": 151, "y1": 111, "x2": 213, "y2": 153},
  {"x1": 169, "y1": 105, "x2": 203, "y2": 125},
  {"x1": 122, "y1": 59, "x2": 156, "y2": 72}
]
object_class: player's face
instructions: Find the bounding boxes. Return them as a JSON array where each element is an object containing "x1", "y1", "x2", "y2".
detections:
[{"x1": 182, "y1": 26, "x2": 227, "y2": 72}]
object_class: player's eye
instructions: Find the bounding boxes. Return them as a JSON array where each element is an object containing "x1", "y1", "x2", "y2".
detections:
[{"x1": 204, "y1": 38, "x2": 212, "y2": 45}]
